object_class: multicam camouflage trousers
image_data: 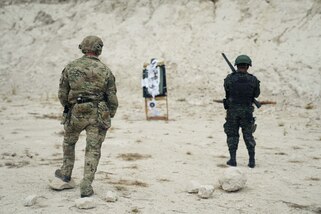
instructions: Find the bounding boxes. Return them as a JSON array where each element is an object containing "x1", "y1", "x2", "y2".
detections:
[
  {"x1": 223, "y1": 106, "x2": 256, "y2": 153},
  {"x1": 61, "y1": 102, "x2": 111, "y2": 195}
]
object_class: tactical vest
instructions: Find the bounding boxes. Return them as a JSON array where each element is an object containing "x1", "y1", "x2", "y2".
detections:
[
  {"x1": 67, "y1": 56, "x2": 109, "y2": 104},
  {"x1": 228, "y1": 73, "x2": 255, "y2": 105}
]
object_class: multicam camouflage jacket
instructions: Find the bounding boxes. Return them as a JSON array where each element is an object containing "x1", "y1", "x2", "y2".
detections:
[{"x1": 58, "y1": 55, "x2": 118, "y2": 118}]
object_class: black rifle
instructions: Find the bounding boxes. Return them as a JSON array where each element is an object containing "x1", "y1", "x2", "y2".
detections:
[{"x1": 222, "y1": 53, "x2": 261, "y2": 108}]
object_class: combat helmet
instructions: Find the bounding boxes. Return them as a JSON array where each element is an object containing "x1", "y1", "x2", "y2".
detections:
[
  {"x1": 234, "y1": 55, "x2": 252, "y2": 66},
  {"x1": 79, "y1": 36, "x2": 103, "y2": 56}
]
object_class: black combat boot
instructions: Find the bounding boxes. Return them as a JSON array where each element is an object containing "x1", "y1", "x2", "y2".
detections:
[
  {"x1": 226, "y1": 150, "x2": 237, "y2": 167},
  {"x1": 248, "y1": 151, "x2": 255, "y2": 168}
]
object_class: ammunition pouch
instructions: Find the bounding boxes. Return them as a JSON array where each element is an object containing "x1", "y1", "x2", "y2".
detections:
[
  {"x1": 61, "y1": 105, "x2": 71, "y2": 125},
  {"x1": 252, "y1": 117, "x2": 257, "y2": 133},
  {"x1": 252, "y1": 124, "x2": 257, "y2": 133},
  {"x1": 63, "y1": 105, "x2": 69, "y2": 114},
  {"x1": 97, "y1": 102, "x2": 111, "y2": 130}
]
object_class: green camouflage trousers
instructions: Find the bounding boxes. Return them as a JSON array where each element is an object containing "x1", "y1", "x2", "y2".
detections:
[
  {"x1": 61, "y1": 102, "x2": 110, "y2": 195},
  {"x1": 224, "y1": 106, "x2": 256, "y2": 152}
]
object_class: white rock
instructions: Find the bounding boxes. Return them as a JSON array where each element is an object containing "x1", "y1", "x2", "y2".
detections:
[
  {"x1": 75, "y1": 198, "x2": 96, "y2": 209},
  {"x1": 198, "y1": 185, "x2": 214, "y2": 199},
  {"x1": 219, "y1": 167, "x2": 247, "y2": 192},
  {"x1": 105, "y1": 191, "x2": 118, "y2": 202},
  {"x1": 187, "y1": 180, "x2": 201, "y2": 193},
  {"x1": 48, "y1": 177, "x2": 75, "y2": 190},
  {"x1": 24, "y1": 195, "x2": 38, "y2": 207}
]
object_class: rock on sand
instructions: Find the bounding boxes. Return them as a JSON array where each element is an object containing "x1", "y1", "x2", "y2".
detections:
[
  {"x1": 24, "y1": 195, "x2": 38, "y2": 207},
  {"x1": 48, "y1": 177, "x2": 75, "y2": 190},
  {"x1": 187, "y1": 180, "x2": 201, "y2": 193},
  {"x1": 219, "y1": 167, "x2": 247, "y2": 192},
  {"x1": 105, "y1": 191, "x2": 118, "y2": 202},
  {"x1": 198, "y1": 185, "x2": 215, "y2": 199},
  {"x1": 75, "y1": 197, "x2": 96, "y2": 209}
]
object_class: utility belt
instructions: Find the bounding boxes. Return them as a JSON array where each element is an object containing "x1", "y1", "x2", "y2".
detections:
[
  {"x1": 224, "y1": 98, "x2": 253, "y2": 109},
  {"x1": 76, "y1": 96, "x2": 104, "y2": 104},
  {"x1": 62, "y1": 95, "x2": 105, "y2": 125},
  {"x1": 230, "y1": 101, "x2": 252, "y2": 106},
  {"x1": 228, "y1": 97, "x2": 252, "y2": 106},
  {"x1": 77, "y1": 97, "x2": 94, "y2": 104}
]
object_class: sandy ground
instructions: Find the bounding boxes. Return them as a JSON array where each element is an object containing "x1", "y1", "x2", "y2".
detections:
[
  {"x1": 0, "y1": 93, "x2": 320, "y2": 213},
  {"x1": 0, "y1": 0, "x2": 321, "y2": 213}
]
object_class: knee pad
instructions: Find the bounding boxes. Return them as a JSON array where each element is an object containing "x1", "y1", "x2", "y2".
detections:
[
  {"x1": 244, "y1": 136, "x2": 256, "y2": 148},
  {"x1": 227, "y1": 137, "x2": 239, "y2": 151}
]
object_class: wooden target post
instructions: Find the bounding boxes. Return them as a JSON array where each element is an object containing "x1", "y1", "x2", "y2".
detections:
[
  {"x1": 142, "y1": 60, "x2": 169, "y2": 121},
  {"x1": 144, "y1": 96, "x2": 169, "y2": 121}
]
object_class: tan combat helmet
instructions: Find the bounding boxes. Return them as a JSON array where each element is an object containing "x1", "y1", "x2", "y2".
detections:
[{"x1": 78, "y1": 35, "x2": 103, "y2": 56}]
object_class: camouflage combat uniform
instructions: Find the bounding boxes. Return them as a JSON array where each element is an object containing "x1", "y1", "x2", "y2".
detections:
[
  {"x1": 224, "y1": 70, "x2": 260, "y2": 167},
  {"x1": 58, "y1": 42, "x2": 118, "y2": 196}
]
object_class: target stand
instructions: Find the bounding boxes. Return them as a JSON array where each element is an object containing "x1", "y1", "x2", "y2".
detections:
[
  {"x1": 142, "y1": 59, "x2": 169, "y2": 121},
  {"x1": 144, "y1": 96, "x2": 169, "y2": 121}
]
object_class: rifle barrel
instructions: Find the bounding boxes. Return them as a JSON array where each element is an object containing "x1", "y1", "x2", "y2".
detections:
[{"x1": 213, "y1": 99, "x2": 276, "y2": 105}]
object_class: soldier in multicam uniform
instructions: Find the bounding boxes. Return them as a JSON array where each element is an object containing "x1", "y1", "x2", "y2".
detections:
[
  {"x1": 223, "y1": 55, "x2": 260, "y2": 168},
  {"x1": 54, "y1": 35, "x2": 118, "y2": 197}
]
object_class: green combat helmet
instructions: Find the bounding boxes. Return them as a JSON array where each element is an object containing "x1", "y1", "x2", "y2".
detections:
[
  {"x1": 79, "y1": 35, "x2": 103, "y2": 56},
  {"x1": 234, "y1": 55, "x2": 252, "y2": 66}
]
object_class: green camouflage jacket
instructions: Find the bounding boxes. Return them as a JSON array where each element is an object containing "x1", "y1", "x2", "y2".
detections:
[{"x1": 58, "y1": 55, "x2": 118, "y2": 117}]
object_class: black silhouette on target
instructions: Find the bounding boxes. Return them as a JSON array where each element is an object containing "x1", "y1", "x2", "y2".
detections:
[{"x1": 149, "y1": 102, "x2": 156, "y2": 108}]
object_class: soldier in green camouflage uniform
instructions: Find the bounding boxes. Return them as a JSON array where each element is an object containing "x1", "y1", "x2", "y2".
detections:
[
  {"x1": 55, "y1": 36, "x2": 118, "y2": 197},
  {"x1": 223, "y1": 55, "x2": 260, "y2": 168}
]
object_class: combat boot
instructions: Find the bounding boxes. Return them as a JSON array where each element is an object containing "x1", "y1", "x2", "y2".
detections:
[
  {"x1": 80, "y1": 189, "x2": 94, "y2": 198},
  {"x1": 55, "y1": 169, "x2": 71, "y2": 182},
  {"x1": 248, "y1": 151, "x2": 255, "y2": 168},
  {"x1": 80, "y1": 181, "x2": 94, "y2": 198},
  {"x1": 226, "y1": 150, "x2": 237, "y2": 167}
]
